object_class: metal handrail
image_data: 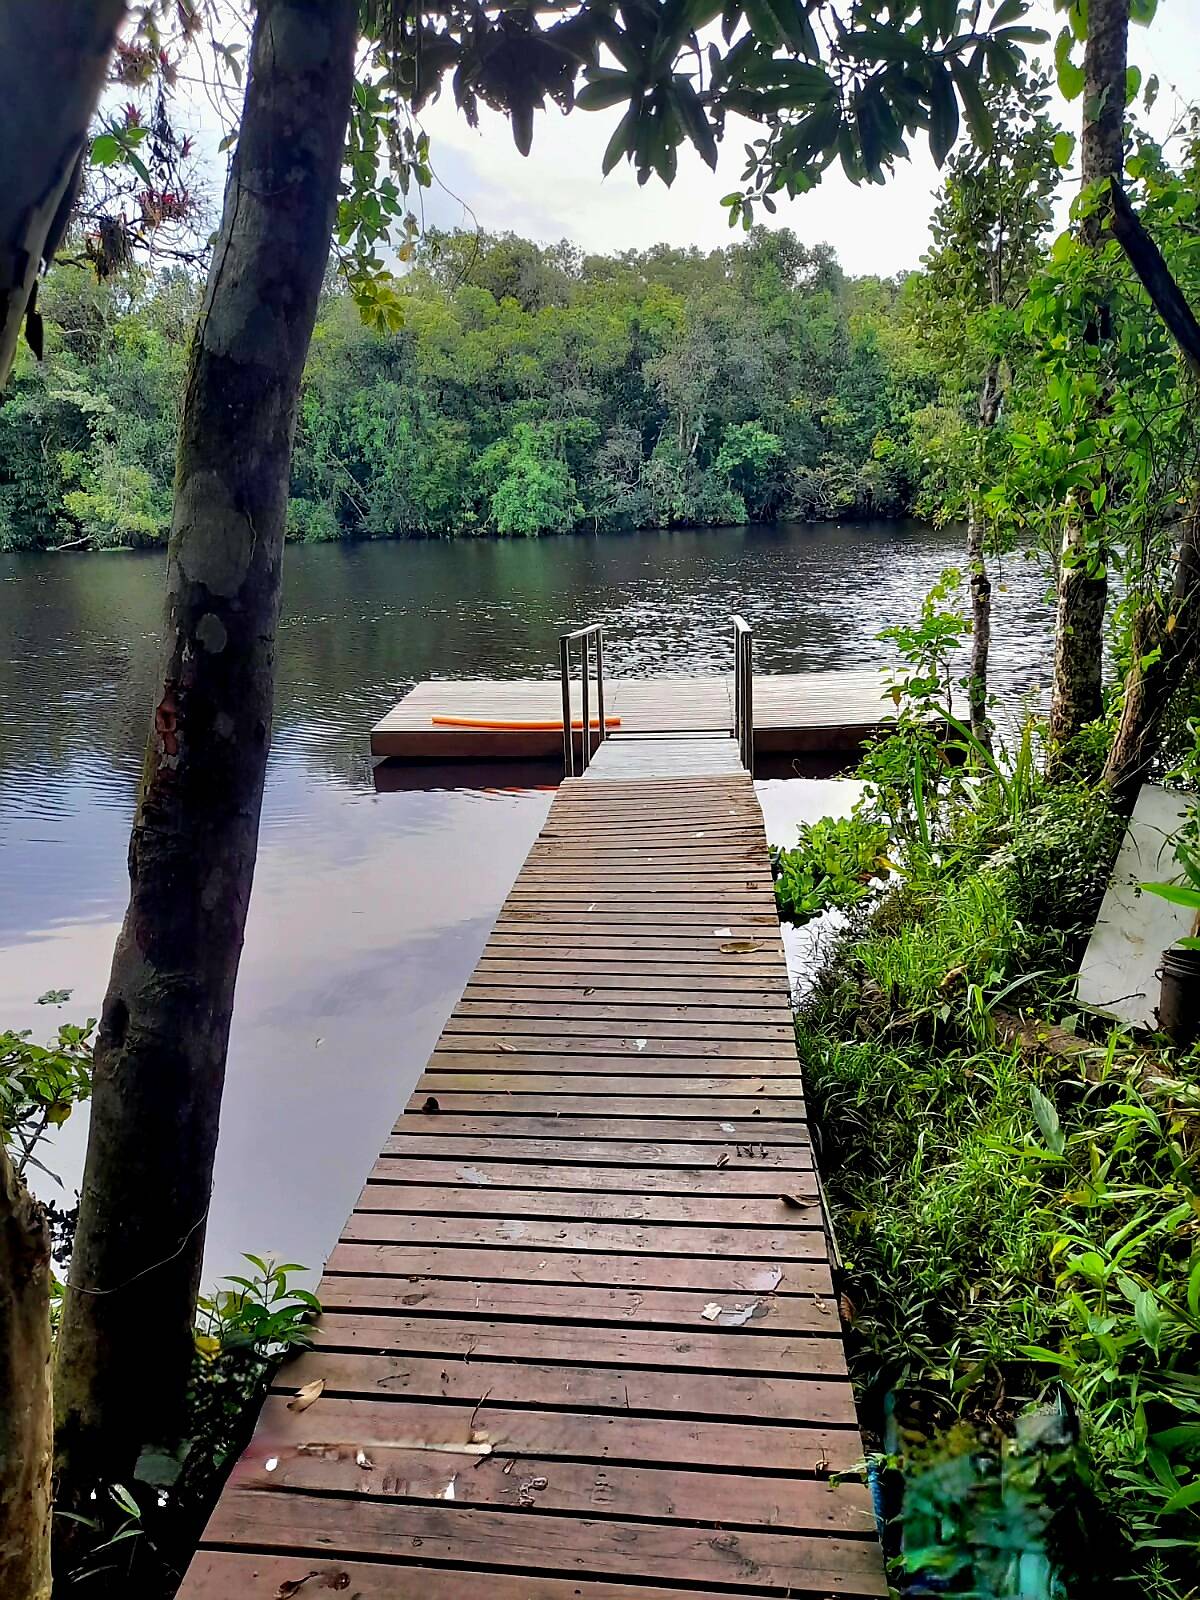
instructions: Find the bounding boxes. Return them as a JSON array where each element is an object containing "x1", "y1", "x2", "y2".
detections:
[
  {"x1": 558, "y1": 623, "x2": 606, "y2": 776},
  {"x1": 732, "y1": 615, "x2": 753, "y2": 772}
]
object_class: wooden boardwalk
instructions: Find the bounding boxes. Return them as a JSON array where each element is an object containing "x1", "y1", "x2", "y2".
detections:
[
  {"x1": 371, "y1": 670, "x2": 892, "y2": 762},
  {"x1": 180, "y1": 762, "x2": 885, "y2": 1598}
]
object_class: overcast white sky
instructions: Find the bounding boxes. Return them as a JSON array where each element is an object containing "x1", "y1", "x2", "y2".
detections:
[{"x1": 401, "y1": 0, "x2": 1199, "y2": 277}]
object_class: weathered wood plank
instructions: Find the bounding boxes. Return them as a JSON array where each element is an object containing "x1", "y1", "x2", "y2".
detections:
[
  {"x1": 378, "y1": 1132, "x2": 814, "y2": 1166},
  {"x1": 324, "y1": 1242, "x2": 828, "y2": 1295},
  {"x1": 316, "y1": 1276, "x2": 835, "y2": 1332},
  {"x1": 198, "y1": 1490, "x2": 885, "y2": 1594},
  {"x1": 354, "y1": 1182, "x2": 822, "y2": 1228},
  {"x1": 309, "y1": 1312, "x2": 847, "y2": 1374},
  {"x1": 366, "y1": 1155, "x2": 817, "y2": 1192},
  {"x1": 340, "y1": 1213, "x2": 826, "y2": 1259}
]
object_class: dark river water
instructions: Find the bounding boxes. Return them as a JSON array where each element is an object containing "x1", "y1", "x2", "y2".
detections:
[{"x1": 0, "y1": 521, "x2": 1054, "y2": 1283}]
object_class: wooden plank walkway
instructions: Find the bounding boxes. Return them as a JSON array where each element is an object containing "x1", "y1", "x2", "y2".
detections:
[
  {"x1": 179, "y1": 767, "x2": 885, "y2": 1598},
  {"x1": 371, "y1": 670, "x2": 892, "y2": 762}
]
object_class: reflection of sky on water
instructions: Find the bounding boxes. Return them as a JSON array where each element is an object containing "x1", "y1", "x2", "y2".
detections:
[{"x1": 0, "y1": 522, "x2": 1055, "y2": 1285}]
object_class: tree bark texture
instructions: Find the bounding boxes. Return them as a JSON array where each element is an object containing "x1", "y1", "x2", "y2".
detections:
[
  {"x1": 0, "y1": 1145, "x2": 53, "y2": 1600},
  {"x1": 54, "y1": 0, "x2": 357, "y2": 1516},
  {"x1": 967, "y1": 360, "x2": 1001, "y2": 747},
  {"x1": 1047, "y1": 0, "x2": 1129, "y2": 770},
  {"x1": 1103, "y1": 489, "x2": 1200, "y2": 808},
  {"x1": 0, "y1": 1, "x2": 126, "y2": 390},
  {"x1": 1048, "y1": 514, "x2": 1109, "y2": 765}
]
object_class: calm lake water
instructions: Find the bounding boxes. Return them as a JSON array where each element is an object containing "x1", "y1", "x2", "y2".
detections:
[{"x1": 0, "y1": 520, "x2": 1054, "y2": 1282}]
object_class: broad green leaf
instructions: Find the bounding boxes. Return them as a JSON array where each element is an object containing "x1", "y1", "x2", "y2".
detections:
[
  {"x1": 1141, "y1": 882, "x2": 1200, "y2": 909},
  {"x1": 1134, "y1": 1287, "x2": 1164, "y2": 1354},
  {"x1": 1030, "y1": 1085, "x2": 1065, "y2": 1156},
  {"x1": 90, "y1": 133, "x2": 121, "y2": 166},
  {"x1": 1161, "y1": 1480, "x2": 1200, "y2": 1516},
  {"x1": 1055, "y1": 29, "x2": 1085, "y2": 99},
  {"x1": 949, "y1": 58, "x2": 993, "y2": 153},
  {"x1": 928, "y1": 62, "x2": 959, "y2": 167},
  {"x1": 577, "y1": 70, "x2": 636, "y2": 112},
  {"x1": 1052, "y1": 131, "x2": 1076, "y2": 168},
  {"x1": 602, "y1": 102, "x2": 640, "y2": 176}
]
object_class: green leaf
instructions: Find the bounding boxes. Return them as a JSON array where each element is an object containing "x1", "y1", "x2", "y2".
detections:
[
  {"x1": 602, "y1": 102, "x2": 640, "y2": 176},
  {"x1": 1129, "y1": 0, "x2": 1159, "y2": 23},
  {"x1": 928, "y1": 63, "x2": 959, "y2": 167},
  {"x1": 1030, "y1": 1085, "x2": 1065, "y2": 1156},
  {"x1": 1055, "y1": 28, "x2": 1085, "y2": 99},
  {"x1": 134, "y1": 1449, "x2": 183, "y2": 1489},
  {"x1": 90, "y1": 133, "x2": 121, "y2": 166},
  {"x1": 741, "y1": 0, "x2": 783, "y2": 48},
  {"x1": 1141, "y1": 882, "x2": 1200, "y2": 908},
  {"x1": 1134, "y1": 1288, "x2": 1165, "y2": 1355},
  {"x1": 1052, "y1": 130, "x2": 1076, "y2": 168},
  {"x1": 949, "y1": 58, "x2": 993, "y2": 153},
  {"x1": 577, "y1": 69, "x2": 636, "y2": 112},
  {"x1": 1161, "y1": 1480, "x2": 1200, "y2": 1516},
  {"x1": 1125, "y1": 65, "x2": 1142, "y2": 105},
  {"x1": 762, "y1": 0, "x2": 818, "y2": 55},
  {"x1": 990, "y1": 0, "x2": 1027, "y2": 24},
  {"x1": 670, "y1": 75, "x2": 718, "y2": 169}
]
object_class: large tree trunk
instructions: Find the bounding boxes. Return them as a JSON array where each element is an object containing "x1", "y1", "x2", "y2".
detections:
[
  {"x1": 0, "y1": 1146, "x2": 53, "y2": 1600},
  {"x1": 0, "y1": 1, "x2": 125, "y2": 390},
  {"x1": 53, "y1": 0, "x2": 357, "y2": 1524},
  {"x1": 1103, "y1": 488, "x2": 1200, "y2": 808},
  {"x1": 1046, "y1": 0, "x2": 1129, "y2": 771},
  {"x1": 967, "y1": 360, "x2": 1001, "y2": 748}
]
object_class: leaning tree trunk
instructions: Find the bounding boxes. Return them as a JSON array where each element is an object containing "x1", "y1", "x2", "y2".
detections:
[
  {"x1": 0, "y1": 1, "x2": 125, "y2": 389},
  {"x1": 1102, "y1": 486, "x2": 1200, "y2": 808},
  {"x1": 967, "y1": 359, "x2": 1001, "y2": 748},
  {"x1": 0, "y1": 1145, "x2": 53, "y2": 1600},
  {"x1": 53, "y1": 0, "x2": 357, "y2": 1524},
  {"x1": 1046, "y1": 0, "x2": 1129, "y2": 772}
]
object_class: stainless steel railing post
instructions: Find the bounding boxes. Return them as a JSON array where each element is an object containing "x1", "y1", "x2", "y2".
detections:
[
  {"x1": 559, "y1": 633, "x2": 574, "y2": 776},
  {"x1": 732, "y1": 615, "x2": 753, "y2": 772},
  {"x1": 558, "y1": 624, "x2": 606, "y2": 777}
]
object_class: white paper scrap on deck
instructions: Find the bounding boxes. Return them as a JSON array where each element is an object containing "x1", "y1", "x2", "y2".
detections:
[{"x1": 1077, "y1": 784, "x2": 1196, "y2": 1031}]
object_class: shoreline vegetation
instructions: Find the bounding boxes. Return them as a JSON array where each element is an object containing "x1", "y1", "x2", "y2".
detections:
[
  {"x1": 772, "y1": 599, "x2": 1200, "y2": 1599},
  {"x1": 1, "y1": 226, "x2": 967, "y2": 554}
]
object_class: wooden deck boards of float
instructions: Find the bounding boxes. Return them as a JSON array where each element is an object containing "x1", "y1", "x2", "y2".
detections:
[
  {"x1": 370, "y1": 669, "x2": 892, "y2": 761},
  {"x1": 178, "y1": 771, "x2": 884, "y2": 1599}
]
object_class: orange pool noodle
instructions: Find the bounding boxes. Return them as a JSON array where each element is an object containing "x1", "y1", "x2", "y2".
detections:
[{"x1": 431, "y1": 715, "x2": 621, "y2": 731}]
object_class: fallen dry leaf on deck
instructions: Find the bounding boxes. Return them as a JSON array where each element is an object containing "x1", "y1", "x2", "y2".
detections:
[
  {"x1": 275, "y1": 1574, "x2": 317, "y2": 1598},
  {"x1": 778, "y1": 1194, "x2": 807, "y2": 1210},
  {"x1": 287, "y1": 1378, "x2": 325, "y2": 1413},
  {"x1": 496, "y1": 1041, "x2": 517, "y2": 1053},
  {"x1": 719, "y1": 940, "x2": 764, "y2": 954}
]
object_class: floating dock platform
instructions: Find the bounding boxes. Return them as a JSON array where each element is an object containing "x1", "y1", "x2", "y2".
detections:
[{"x1": 371, "y1": 670, "x2": 894, "y2": 763}]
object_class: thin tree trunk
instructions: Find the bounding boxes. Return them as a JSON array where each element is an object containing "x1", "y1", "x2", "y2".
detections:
[
  {"x1": 1103, "y1": 486, "x2": 1200, "y2": 808},
  {"x1": 54, "y1": 0, "x2": 357, "y2": 1523},
  {"x1": 967, "y1": 359, "x2": 1001, "y2": 748},
  {"x1": 1046, "y1": 0, "x2": 1129, "y2": 771},
  {"x1": 0, "y1": 1145, "x2": 53, "y2": 1600},
  {"x1": 0, "y1": 1, "x2": 125, "y2": 389}
]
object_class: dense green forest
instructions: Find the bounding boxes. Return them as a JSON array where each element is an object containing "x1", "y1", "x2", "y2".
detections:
[{"x1": 0, "y1": 226, "x2": 955, "y2": 550}]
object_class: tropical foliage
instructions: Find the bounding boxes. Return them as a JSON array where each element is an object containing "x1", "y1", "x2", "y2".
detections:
[{"x1": 0, "y1": 226, "x2": 949, "y2": 550}]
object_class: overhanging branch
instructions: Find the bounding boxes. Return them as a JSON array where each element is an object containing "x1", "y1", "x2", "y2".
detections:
[{"x1": 1109, "y1": 180, "x2": 1200, "y2": 382}]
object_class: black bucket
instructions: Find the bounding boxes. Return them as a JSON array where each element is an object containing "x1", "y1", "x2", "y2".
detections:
[{"x1": 1159, "y1": 944, "x2": 1200, "y2": 1047}]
